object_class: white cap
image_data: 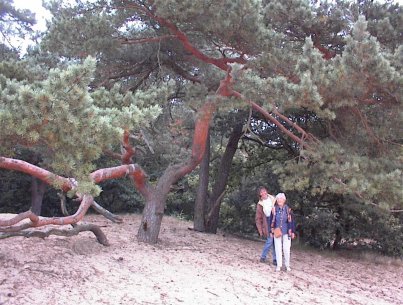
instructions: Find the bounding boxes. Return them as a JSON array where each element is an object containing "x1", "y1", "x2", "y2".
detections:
[{"x1": 276, "y1": 193, "x2": 286, "y2": 200}]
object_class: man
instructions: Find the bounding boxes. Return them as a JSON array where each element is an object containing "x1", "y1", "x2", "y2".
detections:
[{"x1": 255, "y1": 186, "x2": 276, "y2": 265}]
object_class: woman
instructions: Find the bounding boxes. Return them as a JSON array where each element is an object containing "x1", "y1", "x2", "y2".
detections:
[
  {"x1": 270, "y1": 193, "x2": 296, "y2": 272},
  {"x1": 255, "y1": 186, "x2": 277, "y2": 265}
]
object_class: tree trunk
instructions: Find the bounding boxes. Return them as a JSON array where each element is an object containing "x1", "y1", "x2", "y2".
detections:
[
  {"x1": 30, "y1": 177, "x2": 46, "y2": 215},
  {"x1": 333, "y1": 205, "x2": 343, "y2": 250},
  {"x1": 193, "y1": 130, "x2": 210, "y2": 232},
  {"x1": 136, "y1": 100, "x2": 217, "y2": 243},
  {"x1": 333, "y1": 228, "x2": 342, "y2": 250},
  {"x1": 205, "y1": 123, "x2": 243, "y2": 233},
  {"x1": 137, "y1": 193, "x2": 165, "y2": 244}
]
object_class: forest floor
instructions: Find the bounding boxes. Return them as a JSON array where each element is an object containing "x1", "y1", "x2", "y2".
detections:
[{"x1": 0, "y1": 213, "x2": 402, "y2": 305}]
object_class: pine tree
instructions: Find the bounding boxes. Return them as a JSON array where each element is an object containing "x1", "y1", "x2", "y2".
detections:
[{"x1": 1, "y1": 0, "x2": 401, "y2": 245}]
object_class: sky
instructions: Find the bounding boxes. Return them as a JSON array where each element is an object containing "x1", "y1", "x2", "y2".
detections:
[{"x1": 13, "y1": 0, "x2": 53, "y2": 32}]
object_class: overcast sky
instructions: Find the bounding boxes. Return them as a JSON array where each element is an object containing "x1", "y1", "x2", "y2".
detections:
[{"x1": 13, "y1": 0, "x2": 52, "y2": 32}]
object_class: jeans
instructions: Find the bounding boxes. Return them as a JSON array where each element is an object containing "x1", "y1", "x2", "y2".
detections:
[{"x1": 261, "y1": 235, "x2": 276, "y2": 262}]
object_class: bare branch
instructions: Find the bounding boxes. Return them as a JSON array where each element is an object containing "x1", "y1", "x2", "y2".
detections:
[
  {"x1": 0, "y1": 223, "x2": 110, "y2": 246},
  {"x1": 0, "y1": 211, "x2": 39, "y2": 227},
  {"x1": 91, "y1": 201, "x2": 123, "y2": 223}
]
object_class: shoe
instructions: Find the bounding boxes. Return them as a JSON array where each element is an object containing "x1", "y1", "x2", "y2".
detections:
[
  {"x1": 275, "y1": 266, "x2": 281, "y2": 272},
  {"x1": 272, "y1": 260, "x2": 277, "y2": 266},
  {"x1": 259, "y1": 258, "x2": 266, "y2": 263},
  {"x1": 286, "y1": 267, "x2": 291, "y2": 272}
]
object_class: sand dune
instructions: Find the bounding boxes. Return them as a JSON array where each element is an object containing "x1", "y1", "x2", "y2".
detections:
[{"x1": 0, "y1": 214, "x2": 402, "y2": 305}]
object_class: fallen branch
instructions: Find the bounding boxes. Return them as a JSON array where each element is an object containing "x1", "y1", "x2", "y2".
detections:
[
  {"x1": 0, "y1": 194, "x2": 94, "y2": 230},
  {"x1": 0, "y1": 210, "x2": 39, "y2": 227},
  {"x1": 0, "y1": 223, "x2": 110, "y2": 246}
]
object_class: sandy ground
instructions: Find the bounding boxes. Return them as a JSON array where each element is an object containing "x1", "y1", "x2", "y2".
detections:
[{"x1": 0, "y1": 214, "x2": 402, "y2": 305}]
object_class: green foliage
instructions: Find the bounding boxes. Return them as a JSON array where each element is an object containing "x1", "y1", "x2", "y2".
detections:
[
  {"x1": 165, "y1": 179, "x2": 195, "y2": 220},
  {"x1": 154, "y1": 0, "x2": 267, "y2": 54},
  {"x1": 298, "y1": 199, "x2": 403, "y2": 257},
  {"x1": 43, "y1": 1, "x2": 118, "y2": 58},
  {"x1": 96, "y1": 179, "x2": 144, "y2": 213},
  {"x1": 0, "y1": 57, "x2": 162, "y2": 184},
  {"x1": 274, "y1": 141, "x2": 403, "y2": 211},
  {"x1": 0, "y1": 168, "x2": 31, "y2": 213},
  {"x1": 301, "y1": 207, "x2": 340, "y2": 249},
  {"x1": 372, "y1": 215, "x2": 403, "y2": 257},
  {"x1": 219, "y1": 197, "x2": 257, "y2": 234}
]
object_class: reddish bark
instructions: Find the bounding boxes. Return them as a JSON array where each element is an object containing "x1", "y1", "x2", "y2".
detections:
[
  {"x1": 0, "y1": 211, "x2": 39, "y2": 227},
  {"x1": 193, "y1": 130, "x2": 210, "y2": 232},
  {"x1": 0, "y1": 157, "x2": 72, "y2": 192},
  {"x1": 155, "y1": 16, "x2": 246, "y2": 71},
  {"x1": 0, "y1": 195, "x2": 93, "y2": 229},
  {"x1": 313, "y1": 41, "x2": 337, "y2": 60},
  {"x1": 126, "y1": 3, "x2": 246, "y2": 71},
  {"x1": 0, "y1": 157, "x2": 150, "y2": 230},
  {"x1": 137, "y1": 97, "x2": 219, "y2": 243},
  {"x1": 132, "y1": 7, "x2": 315, "y2": 150},
  {"x1": 121, "y1": 130, "x2": 135, "y2": 164}
]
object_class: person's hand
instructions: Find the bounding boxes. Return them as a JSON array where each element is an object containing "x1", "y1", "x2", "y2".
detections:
[{"x1": 291, "y1": 233, "x2": 296, "y2": 239}]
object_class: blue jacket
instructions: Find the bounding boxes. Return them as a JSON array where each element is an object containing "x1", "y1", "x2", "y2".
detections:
[{"x1": 269, "y1": 204, "x2": 296, "y2": 235}]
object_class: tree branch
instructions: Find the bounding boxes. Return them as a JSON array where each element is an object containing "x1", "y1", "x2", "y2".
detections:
[
  {"x1": 121, "y1": 129, "x2": 135, "y2": 164},
  {"x1": 0, "y1": 157, "x2": 72, "y2": 192},
  {"x1": 118, "y1": 34, "x2": 176, "y2": 45},
  {"x1": 0, "y1": 223, "x2": 110, "y2": 246},
  {"x1": 0, "y1": 194, "x2": 93, "y2": 230},
  {"x1": 124, "y1": 3, "x2": 246, "y2": 71},
  {"x1": 91, "y1": 201, "x2": 123, "y2": 223},
  {"x1": 0, "y1": 211, "x2": 39, "y2": 227}
]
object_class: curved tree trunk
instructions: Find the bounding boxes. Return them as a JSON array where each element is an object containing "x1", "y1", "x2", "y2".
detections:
[
  {"x1": 193, "y1": 130, "x2": 210, "y2": 232},
  {"x1": 205, "y1": 123, "x2": 243, "y2": 233},
  {"x1": 137, "y1": 100, "x2": 218, "y2": 243}
]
